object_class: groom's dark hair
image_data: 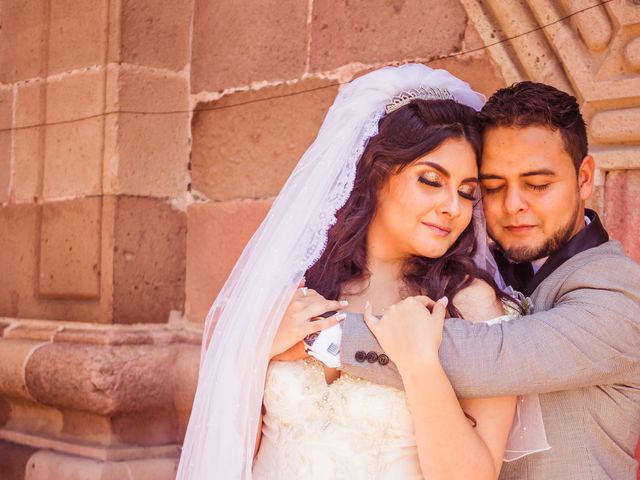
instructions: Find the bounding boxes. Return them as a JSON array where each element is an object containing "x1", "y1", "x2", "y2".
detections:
[{"x1": 479, "y1": 81, "x2": 588, "y2": 173}]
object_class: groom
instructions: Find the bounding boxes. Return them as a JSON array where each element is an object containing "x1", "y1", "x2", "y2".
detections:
[{"x1": 331, "y1": 82, "x2": 640, "y2": 479}]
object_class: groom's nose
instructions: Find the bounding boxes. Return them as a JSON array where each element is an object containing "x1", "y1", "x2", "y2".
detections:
[{"x1": 503, "y1": 185, "x2": 528, "y2": 215}]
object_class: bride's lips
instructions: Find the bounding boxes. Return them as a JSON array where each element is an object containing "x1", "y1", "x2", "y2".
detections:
[
  {"x1": 505, "y1": 224, "x2": 536, "y2": 234},
  {"x1": 421, "y1": 222, "x2": 452, "y2": 237}
]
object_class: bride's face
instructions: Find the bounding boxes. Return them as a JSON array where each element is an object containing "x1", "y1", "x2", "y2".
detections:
[{"x1": 369, "y1": 137, "x2": 479, "y2": 261}]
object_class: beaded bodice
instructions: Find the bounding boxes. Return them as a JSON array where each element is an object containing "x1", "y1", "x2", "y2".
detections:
[{"x1": 252, "y1": 357, "x2": 423, "y2": 479}]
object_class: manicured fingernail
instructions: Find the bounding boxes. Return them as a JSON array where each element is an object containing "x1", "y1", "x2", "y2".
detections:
[
  {"x1": 339, "y1": 300, "x2": 349, "y2": 307},
  {"x1": 437, "y1": 296, "x2": 449, "y2": 308},
  {"x1": 365, "y1": 300, "x2": 371, "y2": 310},
  {"x1": 335, "y1": 313, "x2": 347, "y2": 321}
]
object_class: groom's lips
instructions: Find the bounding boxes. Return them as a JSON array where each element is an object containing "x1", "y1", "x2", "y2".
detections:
[{"x1": 505, "y1": 224, "x2": 536, "y2": 234}]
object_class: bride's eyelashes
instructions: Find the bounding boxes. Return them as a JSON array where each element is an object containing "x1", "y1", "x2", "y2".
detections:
[
  {"x1": 458, "y1": 184, "x2": 479, "y2": 201},
  {"x1": 418, "y1": 174, "x2": 478, "y2": 201},
  {"x1": 417, "y1": 175, "x2": 442, "y2": 189}
]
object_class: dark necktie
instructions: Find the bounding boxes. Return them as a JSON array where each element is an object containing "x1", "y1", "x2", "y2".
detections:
[
  {"x1": 494, "y1": 250, "x2": 535, "y2": 293},
  {"x1": 511, "y1": 261, "x2": 535, "y2": 293}
]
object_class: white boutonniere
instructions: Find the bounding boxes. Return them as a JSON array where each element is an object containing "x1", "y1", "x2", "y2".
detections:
[{"x1": 503, "y1": 286, "x2": 535, "y2": 317}]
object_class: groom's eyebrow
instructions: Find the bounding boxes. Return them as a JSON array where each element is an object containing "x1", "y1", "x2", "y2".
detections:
[
  {"x1": 418, "y1": 161, "x2": 478, "y2": 183},
  {"x1": 520, "y1": 168, "x2": 557, "y2": 177},
  {"x1": 479, "y1": 169, "x2": 557, "y2": 180},
  {"x1": 478, "y1": 173, "x2": 503, "y2": 180}
]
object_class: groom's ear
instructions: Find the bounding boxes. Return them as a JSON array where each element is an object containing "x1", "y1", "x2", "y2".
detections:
[{"x1": 577, "y1": 155, "x2": 595, "y2": 202}]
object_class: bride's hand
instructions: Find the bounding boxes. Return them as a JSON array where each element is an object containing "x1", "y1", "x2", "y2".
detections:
[
  {"x1": 270, "y1": 284, "x2": 348, "y2": 359},
  {"x1": 363, "y1": 296, "x2": 448, "y2": 368}
]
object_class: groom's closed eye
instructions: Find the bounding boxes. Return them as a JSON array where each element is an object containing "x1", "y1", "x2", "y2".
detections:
[
  {"x1": 479, "y1": 173, "x2": 503, "y2": 193},
  {"x1": 480, "y1": 180, "x2": 553, "y2": 195},
  {"x1": 519, "y1": 170, "x2": 557, "y2": 193},
  {"x1": 480, "y1": 180, "x2": 505, "y2": 194},
  {"x1": 526, "y1": 183, "x2": 550, "y2": 192}
]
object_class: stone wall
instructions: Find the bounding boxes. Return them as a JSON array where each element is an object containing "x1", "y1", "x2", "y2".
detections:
[{"x1": 1, "y1": 0, "x2": 639, "y2": 478}]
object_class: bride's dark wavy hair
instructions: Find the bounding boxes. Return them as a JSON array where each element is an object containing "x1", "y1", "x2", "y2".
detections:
[{"x1": 305, "y1": 99, "x2": 506, "y2": 318}]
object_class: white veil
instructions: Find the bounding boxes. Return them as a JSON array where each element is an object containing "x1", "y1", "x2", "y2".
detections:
[{"x1": 177, "y1": 64, "x2": 546, "y2": 479}]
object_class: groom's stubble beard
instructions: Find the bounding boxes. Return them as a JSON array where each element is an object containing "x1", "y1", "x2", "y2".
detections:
[{"x1": 494, "y1": 197, "x2": 583, "y2": 263}]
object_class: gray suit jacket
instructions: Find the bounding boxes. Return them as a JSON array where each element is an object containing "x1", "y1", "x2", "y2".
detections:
[{"x1": 340, "y1": 240, "x2": 640, "y2": 479}]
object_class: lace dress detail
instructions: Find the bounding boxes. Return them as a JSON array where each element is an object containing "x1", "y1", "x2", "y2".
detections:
[{"x1": 253, "y1": 358, "x2": 423, "y2": 479}]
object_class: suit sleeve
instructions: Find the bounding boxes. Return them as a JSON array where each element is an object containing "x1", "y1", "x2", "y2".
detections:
[
  {"x1": 340, "y1": 255, "x2": 640, "y2": 396},
  {"x1": 339, "y1": 312, "x2": 404, "y2": 389},
  {"x1": 439, "y1": 256, "x2": 640, "y2": 398}
]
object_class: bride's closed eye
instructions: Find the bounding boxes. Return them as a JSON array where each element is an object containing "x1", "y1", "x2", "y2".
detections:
[
  {"x1": 418, "y1": 171, "x2": 444, "y2": 188},
  {"x1": 457, "y1": 184, "x2": 479, "y2": 201},
  {"x1": 418, "y1": 172, "x2": 478, "y2": 201}
]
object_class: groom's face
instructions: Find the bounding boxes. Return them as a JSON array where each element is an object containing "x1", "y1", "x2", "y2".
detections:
[{"x1": 479, "y1": 125, "x2": 593, "y2": 262}]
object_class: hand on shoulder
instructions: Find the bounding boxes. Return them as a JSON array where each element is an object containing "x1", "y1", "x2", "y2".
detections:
[{"x1": 452, "y1": 279, "x2": 505, "y2": 323}]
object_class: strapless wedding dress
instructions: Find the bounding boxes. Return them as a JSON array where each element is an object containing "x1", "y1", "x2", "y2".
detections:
[
  {"x1": 252, "y1": 307, "x2": 549, "y2": 479},
  {"x1": 252, "y1": 356, "x2": 424, "y2": 479}
]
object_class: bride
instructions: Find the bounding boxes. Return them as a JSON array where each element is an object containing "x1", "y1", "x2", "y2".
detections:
[{"x1": 177, "y1": 64, "x2": 546, "y2": 479}]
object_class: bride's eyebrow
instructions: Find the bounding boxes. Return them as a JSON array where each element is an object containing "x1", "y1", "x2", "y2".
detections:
[
  {"x1": 416, "y1": 161, "x2": 449, "y2": 176},
  {"x1": 417, "y1": 161, "x2": 478, "y2": 184}
]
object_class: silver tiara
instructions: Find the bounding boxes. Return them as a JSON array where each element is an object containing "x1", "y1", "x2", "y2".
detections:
[{"x1": 384, "y1": 86, "x2": 456, "y2": 114}]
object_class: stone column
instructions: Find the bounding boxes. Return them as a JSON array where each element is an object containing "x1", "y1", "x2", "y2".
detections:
[{"x1": 0, "y1": 0, "x2": 196, "y2": 478}]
